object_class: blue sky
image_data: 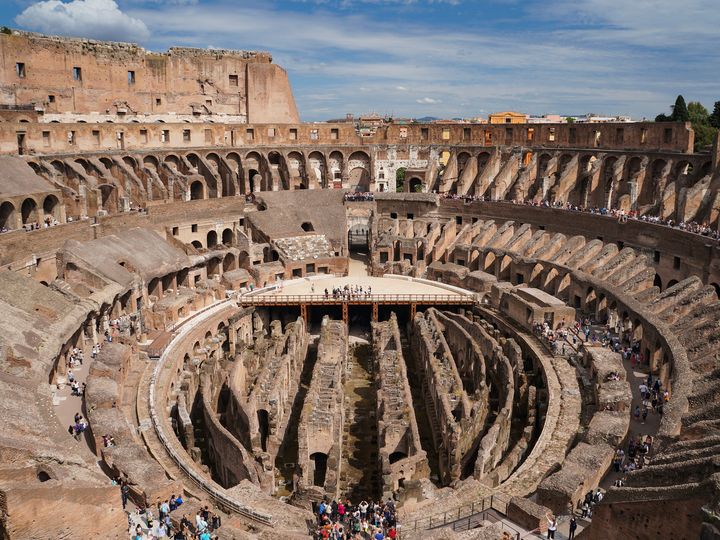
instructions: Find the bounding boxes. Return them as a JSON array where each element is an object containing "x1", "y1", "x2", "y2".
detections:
[{"x1": 3, "y1": 0, "x2": 719, "y2": 121}]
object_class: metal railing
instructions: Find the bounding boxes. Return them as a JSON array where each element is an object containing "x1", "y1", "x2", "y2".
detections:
[
  {"x1": 239, "y1": 293, "x2": 476, "y2": 305},
  {"x1": 405, "y1": 493, "x2": 514, "y2": 532}
]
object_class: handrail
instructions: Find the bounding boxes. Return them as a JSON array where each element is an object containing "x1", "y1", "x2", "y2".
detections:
[{"x1": 405, "y1": 493, "x2": 513, "y2": 531}]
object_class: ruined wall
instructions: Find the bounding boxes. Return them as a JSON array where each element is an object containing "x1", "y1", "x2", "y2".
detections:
[
  {"x1": 372, "y1": 314, "x2": 428, "y2": 498},
  {"x1": 0, "y1": 31, "x2": 298, "y2": 123},
  {"x1": 297, "y1": 316, "x2": 347, "y2": 499}
]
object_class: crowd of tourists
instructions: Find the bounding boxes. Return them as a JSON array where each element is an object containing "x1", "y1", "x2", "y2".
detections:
[
  {"x1": 437, "y1": 193, "x2": 720, "y2": 241},
  {"x1": 344, "y1": 192, "x2": 374, "y2": 202},
  {"x1": 313, "y1": 498, "x2": 398, "y2": 539},
  {"x1": 325, "y1": 284, "x2": 373, "y2": 299},
  {"x1": 128, "y1": 494, "x2": 222, "y2": 539}
]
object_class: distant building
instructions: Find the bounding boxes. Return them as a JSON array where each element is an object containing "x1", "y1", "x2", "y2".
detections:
[
  {"x1": 527, "y1": 114, "x2": 564, "y2": 124},
  {"x1": 488, "y1": 111, "x2": 527, "y2": 124}
]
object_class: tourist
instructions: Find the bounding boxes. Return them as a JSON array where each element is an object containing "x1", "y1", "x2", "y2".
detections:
[
  {"x1": 568, "y1": 516, "x2": 577, "y2": 539},
  {"x1": 546, "y1": 513, "x2": 557, "y2": 539}
]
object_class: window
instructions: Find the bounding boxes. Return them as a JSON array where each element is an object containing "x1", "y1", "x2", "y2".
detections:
[
  {"x1": 72, "y1": 67, "x2": 82, "y2": 81},
  {"x1": 191, "y1": 224, "x2": 198, "y2": 233},
  {"x1": 399, "y1": 127, "x2": 408, "y2": 139},
  {"x1": 421, "y1": 128, "x2": 429, "y2": 140},
  {"x1": 663, "y1": 128, "x2": 673, "y2": 144},
  {"x1": 92, "y1": 130, "x2": 100, "y2": 146},
  {"x1": 594, "y1": 130, "x2": 601, "y2": 146},
  {"x1": 505, "y1": 117, "x2": 512, "y2": 123},
  {"x1": 204, "y1": 129, "x2": 212, "y2": 144},
  {"x1": 569, "y1": 127, "x2": 576, "y2": 144},
  {"x1": 16, "y1": 62, "x2": 25, "y2": 78},
  {"x1": 331, "y1": 128, "x2": 339, "y2": 140},
  {"x1": 548, "y1": 127, "x2": 556, "y2": 142},
  {"x1": 484, "y1": 130, "x2": 492, "y2": 145},
  {"x1": 616, "y1": 128, "x2": 624, "y2": 144},
  {"x1": 463, "y1": 127, "x2": 471, "y2": 141},
  {"x1": 310, "y1": 129, "x2": 319, "y2": 140},
  {"x1": 140, "y1": 129, "x2": 148, "y2": 143},
  {"x1": 246, "y1": 128, "x2": 254, "y2": 140},
  {"x1": 505, "y1": 127, "x2": 513, "y2": 144},
  {"x1": 161, "y1": 130, "x2": 169, "y2": 143},
  {"x1": 455, "y1": 216, "x2": 462, "y2": 225},
  {"x1": 640, "y1": 128, "x2": 648, "y2": 144},
  {"x1": 442, "y1": 128, "x2": 450, "y2": 140},
  {"x1": 306, "y1": 263, "x2": 315, "y2": 274},
  {"x1": 155, "y1": 98, "x2": 162, "y2": 106},
  {"x1": 267, "y1": 127, "x2": 275, "y2": 137},
  {"x1": 128, "y1": 70, "x2": 135, "y2": 84},
  {"x1": 67, "y1": 130, "x2": 76, "y2": 145},
  {"x1": 407, "y1": 213, "x2": 414, "y2": 219},
  {"x1": 48, "y1": 95, "x2": 55, "y2": 103},
  {"x1": 390, "y1": 212, "x2": 398, "y2": 219},
  {"x1": 205, "y1": 99, "x2": 212, "y2": 107},
  {"x1": 42, "y1": 131, "x2": 51, "y2": 147},
  {"x1": 654, "y1": 250, "x2": 661, "y2": 263},
  {"x1": 673, "y1": 256, "x2": 680, "y2": 270},
  {"x1": 183, "y1": 129, "x2": 191, "y2": 142},
  {"x1": 229, "y1": 74, "x2": 239, "y2": 86},
  {"x1": 527, "y1": 128, "x2": 535, "y2": 142},
  {"x1": 172, "y1": 227, "x2": 179, "y2": 236},
  {"x1": 289, "y1": 128, "x2": 297, "y2": 140}
]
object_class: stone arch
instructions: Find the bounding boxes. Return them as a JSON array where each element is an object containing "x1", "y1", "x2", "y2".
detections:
[
  {"x1": 222, "y1": 228, "x2": 234, "y2": 246},
  {"x1": 186, "y1": 152, "x2": 201, "y2": 170},
  {"x1": 191, "y1": 240, "x2": 203, "y2": 250},
  {"x1": 348, "y1": 151, "x2": 371, "y2": 192},
  {"x1": 556, "y1": 273, "x2": 572, "y2": 300},
  {"x1": 557, "y1": 153, "x2": 573, "y2": 177},
  {"x1": 122, "y1": 156, "x2": 137, "y2": 170},
  {"x1": 21, "y1": 197, "x2": 39, "y2": 225},
  {"x1": 42, "y1": 194, "x2": 61, "y2": 221},
  {"x1": 328, "y1": 151, "x2": 344, "y2": 183},
  {"x1": 207, "y1": 230, "x2": 218, "y2": 248},
  {"x1": 190, "y1": 180, "x2": 205, "y2": 200},
  {"x1": 700, "y1": 161, "x2": 713, "y2": 178},
  {"x1": 223, "y1": 252, "x2": 237, "y2": 272},
  {"x1": 164, "y1": 154, "x2": 181, "y2": 171},
  {"x1": 586, "y1": 286, "x2": 598, "y2": 314},
  {"x1": 529, "y1": 263, "x2": 544, "y2": 287},
  {"x1": 537, "y1": 153, "x2": 552, "y2": 178},
  {"x1": 499, "y1": 254, "x2": 512, "y2": 280},
  {"x1": 98, "y1": 184, "x2": 117, "y2": 212},
  {"x1": 667, "y1": 279, "x2": 679, "y2": 288},
  {"x1": 143, "y1": 155, "x2": 159, "y2": 170},
  {"x1": 205, "y1": 152, "x2": 221, "y2": 170},
  {"x1": 308, "y1": 151, "x2": 326, "y2": 188},
  {"x1": 0, "y1": 201, "x2": 16, "y2": 229},
  {"x1": 409, "y1": 177, "x2": 423, "y2": 193}
]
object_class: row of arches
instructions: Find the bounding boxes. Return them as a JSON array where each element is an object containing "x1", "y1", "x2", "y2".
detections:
[{"x1": 0, "y1": 194, "x2": 61, "y2": 230}]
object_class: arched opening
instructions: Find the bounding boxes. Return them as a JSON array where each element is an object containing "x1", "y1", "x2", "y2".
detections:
[
  {"x1": 667, "y1": 279, "x2": 679, "y2": 288},
  {"x1": 349, "y1": 167, "x2": 370, "y2": 192},
  {"x1": 207, "y1": 230, "x2": 218, "y2": 248},
  {"x1": 409, "y1": 177, "x2": 423, "y2": 193},
  {"x1": 249, "y1": 169, "x2": 261, "y2": 192},
  {"x1": 257, "y1": 409, "x2": 269, "y2": 452},
  {"x1": 586, "y1": 287, "x2": 598, "y2": 314},
  {"x1": 21, "y1": 198, "x2": 38, "y2": 225},
  {"x1": 653, "y1": 273, "x2": 663, "y2": 291},
  {"x1": 223, "y1": 253, "x2": 236, "y2": 272},
  {"x1": 190, "y1": 181, "x2": 204, "y2": 200},
  {"x1": 42, "y1": 194, "x2": 61, "y2": 221},
  {"x1": 310, "y1": 452, "x2": 328, "y2": 487},
  {"x1": 148, "y1": 277, "x2": 161, "y2": 298},
  {"x1": 191, "y1": 240, "x2": 203, "y2": 250},
  {"x1": 222, "y1": 228, "x2": 234, "y2": 246},
  {"x1": 0, "y1": 201, "x2": 16, "y2": 230},
  {"x1": 301, "y1": 221, "x2": 314, "y2": 232}
]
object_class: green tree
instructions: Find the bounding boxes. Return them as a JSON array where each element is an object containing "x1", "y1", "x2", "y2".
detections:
[
  {"x1": 671, "y1": 95, "x2": 690, "y2": 122},
  {"x1": 395, "y1": 167, "x2": 406, "y2": 192},
  {"x1": 655, "y1": 113, "x2": 671, "y2": 122},
  {"x1": 710, "y1": 101, "x2": 720, "y2": 129},
  {"x1": 565, "y1": 117, "x2": 575, "y2": 124},
  {"x1": 688, "y1": 101, "x2": 709, "y2": 124}
]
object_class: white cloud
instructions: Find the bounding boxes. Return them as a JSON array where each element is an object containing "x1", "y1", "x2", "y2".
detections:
[
  {"x1": 395, "y1": 86, "x2": 408, "y2": 91},
  {"x1": 15, "y1": 0, "x2": 150, "y2": 42},
  {"x1": 416, "y1": 97, "x2": 440, "y2": 104}
]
